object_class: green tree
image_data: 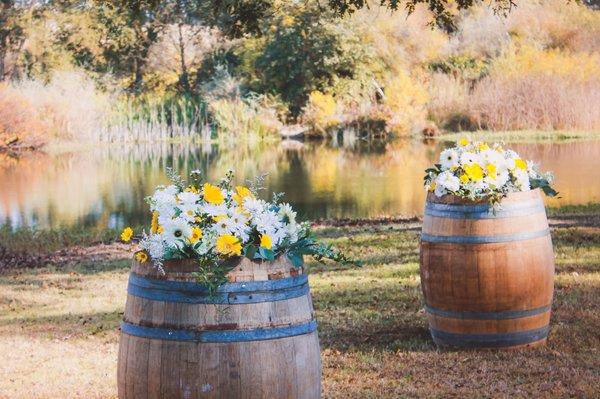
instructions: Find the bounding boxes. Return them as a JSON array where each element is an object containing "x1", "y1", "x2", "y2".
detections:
[
  {"x1": 327, "y1": 0, "x2": 517, "y2": 31},
  {"x1": 0, "y1": 0, "x2": 25, "y2": 80}
]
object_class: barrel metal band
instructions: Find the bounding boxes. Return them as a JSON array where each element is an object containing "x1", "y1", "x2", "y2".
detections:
[
  {"x1": 127, "y1": 273, "x2": 309, "y2": 304},
  {"x1": 420, "y1": 228, "x2": 550, "y2": 244},
  {"x1": 121, "y1": 320, "x2": 317, "y2": 343},
  {"x1": 430, "y1": 326, "x2": 549, "y2": 348},
  {"x1": 425, "y1": 201, "x2": 545, "y2": 219},
  {"x1": 426, "y1": 304, "x2": 552, "y2": 320}
]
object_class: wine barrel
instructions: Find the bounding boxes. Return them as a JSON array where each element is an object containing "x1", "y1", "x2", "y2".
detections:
[
  {"x1": 420, "y1": 189, "x2": 555, "y2": 349},
  {"x1": 117, "y1": 256, "x2": 321, "y2": 399}
]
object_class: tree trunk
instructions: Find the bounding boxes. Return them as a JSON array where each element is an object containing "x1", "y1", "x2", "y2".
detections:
[{"x1": 177, "y1": 24, "x2": 191, "y2": 94}]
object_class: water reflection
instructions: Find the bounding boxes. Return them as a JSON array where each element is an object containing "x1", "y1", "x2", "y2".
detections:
[{"x1": 0, "y1": 139, "x2": 599, "y2": 230}]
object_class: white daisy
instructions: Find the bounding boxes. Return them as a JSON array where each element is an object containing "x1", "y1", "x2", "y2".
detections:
[
  {"x1": 460, "y1": 152, "x2": 479, "y2": 166},
  {"x1": 177, "y1": 203, "x2": 198, "y2": 223},
  {"x1": 436, "y1": 170, "x2": 461, "y2": 193},
  {"x1": 162, "y1": 217, "x2": 192, "y2": 248},
  {"x1": 243, "y1": 197, "x2": 269, "y2": 216},
  {"x1": 513, "y1": 169, "x2": 531, "y2": 191},
  {"x1": 198, "y1": 203, "x2": 228, "y2": 217},
  {"x1": 278, "y1": 203, "x2": 297, "y2": 224},
  {"x1": 177, "y1": 191, "x2": 200, "y2": 206},
  {"x1": 439, "y1": 148, "x2": 460, "y2": 171}
]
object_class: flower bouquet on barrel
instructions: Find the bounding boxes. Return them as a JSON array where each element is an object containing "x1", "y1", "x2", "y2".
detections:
[
  {"x1": 420, "y1": 138, "x2": 558, "y2": 350},
  {"x1": 117, "y1": 169, "x2": 357, "y2": 399}
]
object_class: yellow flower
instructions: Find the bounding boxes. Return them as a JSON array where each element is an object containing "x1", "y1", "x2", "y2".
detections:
[
  {"x1": 121, "y1": 227, "x2": 133, "y2": 242},
  {"x1": 135, "y1": 251, "x2": 148, "y2": 263},
  {"x1": 478, "y1": 143, "x2": 489, "y2": 151},
  {"x1": 233, "y1": 186, "x2": 254, "y2": 206},
  {"x1": 260, "y1": 234, "x2": 273, "y2": 250},
  {"x1": 515, "y1": 158, "x2": 528, "y2": 170},
  {"x1": 486, "y1": 163, "x2": 497, "y2": 179},
  {"x1": 216, "y1": 234, "x2": 242, "y2": 256},
  {"x1": 185, "y1": 185, "x2": 199, "y2": 193},
  {"x1": 282, "y1": 15, "x2": 295, "y2": 27},
  {"x1": 189, "y1": 227, "x2": 203, "y2": 244},
  {"x1": 458, "y1": 138, "x2": 470, "y2": 147},
  {"x1": 203, "y1": 183, "x2": 224, "y2": 204},
  {"x1": 213, "y1": 214, "x2": 227, "y2": 222},
  {"x1": 150, "y1": 211, "x2": 159, "y2": 234},
  {"x1": 459, "y1": 174, "x2": 469, "y2": 184},
  {"x1": 464, "y1": 163, "x2": 484, "y2": 181},
  {"x1": 428, "y1": 181, "x2": 436, "y2": 192},
  {"x1": 157, "y1": 225, "x2": 164, "y2": 234},
  {"x1": 184, "y1": 209, "x2": 195, "y2": 219}
]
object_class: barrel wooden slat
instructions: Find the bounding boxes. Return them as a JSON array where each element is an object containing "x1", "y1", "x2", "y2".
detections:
[
  {"x1": 420, "y1": 189, "x2": 555, "y2": 349},
  {"x1": 118, "y1": 256, "x2": 321, "y2": 399}
]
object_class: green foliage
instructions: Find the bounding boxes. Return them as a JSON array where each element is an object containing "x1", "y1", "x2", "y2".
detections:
[
  {"x1": 429, "y1": 55, "x2": 489, "y2": 81},
  {"x1": 253, "y1": 7, "x2": 371, "y2": 114},
  {"x1": 327, "y1": 0, "x2": 517, "y2": 31}
]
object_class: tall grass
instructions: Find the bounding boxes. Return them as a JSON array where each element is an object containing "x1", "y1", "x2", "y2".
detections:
[
  {"x1": 0, "y1": 71, "x2": 110, "y2": 147},
  {"x1": 471, "y1": 75, "x2": 600, "y2": 131},
  {"x1": 102, "y1": 96, "x2": 212, "y2": 142}
]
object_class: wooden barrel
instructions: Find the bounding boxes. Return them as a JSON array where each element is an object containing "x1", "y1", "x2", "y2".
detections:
[
  {"x1": 117, "y1": 256, "x2": 321, "y2": 399},
  {"x1": 420, "y1": 189, "x2": 555, "y2": 349}
]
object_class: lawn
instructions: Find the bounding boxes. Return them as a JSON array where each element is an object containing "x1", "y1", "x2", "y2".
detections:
[{"x1": 1, "y1": 206, "x2": 599, "y2": 398}]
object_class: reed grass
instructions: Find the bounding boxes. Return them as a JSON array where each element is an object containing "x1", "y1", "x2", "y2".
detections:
[{"x1": 101, "y1": 96, "x2": 212, "y2": 142}]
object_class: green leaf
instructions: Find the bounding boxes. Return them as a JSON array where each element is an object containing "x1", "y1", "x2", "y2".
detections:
[
  {"x1": 243, "y1": 244, "x2": 257, "y2": 259},
  {"x1": 286, "y1": 251, "x2": 304, "y2": 268},
  {"x1": 259, "y1": 247, "x2": 275, "y2": 261}
]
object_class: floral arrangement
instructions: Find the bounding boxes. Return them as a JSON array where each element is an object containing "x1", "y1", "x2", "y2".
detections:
[
  {"x1": 120, "y1": 169, "x2": 356, "y2": 292},
  {"x1": 424, "y1": 138, "x2": 557, "y2": 203}
]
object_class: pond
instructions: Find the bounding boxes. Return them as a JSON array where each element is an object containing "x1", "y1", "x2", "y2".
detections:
[{"x1": 1, "y1": 137, "x2": 599, "y2": 230}]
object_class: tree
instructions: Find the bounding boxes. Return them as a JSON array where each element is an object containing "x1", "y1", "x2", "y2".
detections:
[
  {"x1": 326, "y1": 0, "x2": 517, "y2": 31},
  {"x1": 51, "y1": 0, "x2": 198, "y2": 93},
  {"x1": 0, "y1": 0, "x2": 26, "y2": 80}
]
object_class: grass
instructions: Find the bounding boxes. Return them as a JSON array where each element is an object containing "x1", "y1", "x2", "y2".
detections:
[
  {"x1": 0, "y1": 208, "x2": 599, "y2": 398},
  {"x1": 439, "y1": 130, "x2": 600, "y2": 144}
]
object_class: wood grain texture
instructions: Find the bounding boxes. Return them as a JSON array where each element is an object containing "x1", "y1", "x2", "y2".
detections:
[
  {"x1": 420, "y1": 189, "x2": 555, "y2": 349},
  {"x1": 118, "y1": 257, "x2": 321, "y2": 399}
]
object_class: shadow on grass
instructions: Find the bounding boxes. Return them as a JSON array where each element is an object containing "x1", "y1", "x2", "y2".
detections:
[
  {"x1": 0, "y1": 309, "x2": 123, "y2": 339},
  {"x1": 0, "y1": 259, "x2": 131, "y2": 285}
]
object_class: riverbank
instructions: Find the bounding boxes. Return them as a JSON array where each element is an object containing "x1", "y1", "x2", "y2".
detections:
[{"x1": 0, "y1": 204, "x2": 598, "y2": 397}]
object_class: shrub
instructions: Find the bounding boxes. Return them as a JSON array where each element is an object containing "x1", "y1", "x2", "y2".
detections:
[
  {"x1": 380, "y1": 71, "x2": 429, "y2": 135},
  {"x1": 507, "y1": 0, "x2": 600, "y2": 53},
  {"x1": 0, "y1": 83, "x2": 49, "y2": 148},
  {"x1": 12, "y1": 70, "x2": 111, "y2": 140},
  {"x1": 301, "y1": 91, "x2": 340, "y2": 134},
  {"x1": 491, "y1": 45, "x2": 600, "y2": 82},
  {"x1": 445, "y1": 6, "x2": 510, "y2": 58}
]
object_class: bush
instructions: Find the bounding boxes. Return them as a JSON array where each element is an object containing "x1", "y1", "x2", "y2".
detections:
[
  {"x1": 380, "y1": 71, "x2": 429, "y2": 135},
  {"x1": 301, "y1": 91, "x2": 340, "y2": 134},
  {"x1": 491, "y1": 45, "x2": 600, "y2": 82},
  {"x1": 0, "y1": 83, "x2": 49, "y2": 148},
  {"x1": 11, "y1": 71, "x2": 111, "y2": 140}
]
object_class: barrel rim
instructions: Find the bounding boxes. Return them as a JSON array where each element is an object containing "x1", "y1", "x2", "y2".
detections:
[
  {"x1": 426, "y1": 188, "x2": 542, "y2": 206},
  {"x1": 120, "y1": 319, "x2": 318, "y2": 343},
  {"x1": 127, "y1": 272, "x2": 310, "y2": 304}
]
